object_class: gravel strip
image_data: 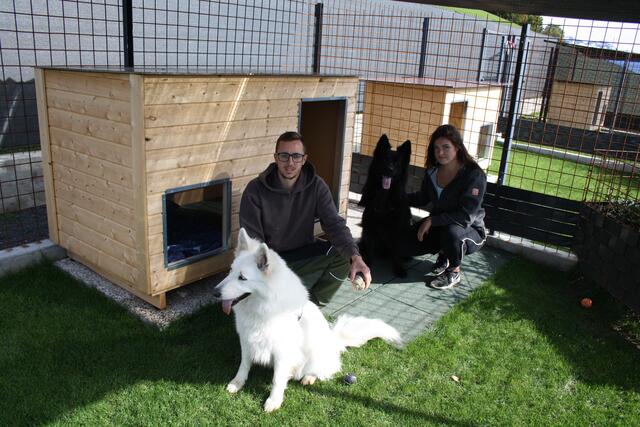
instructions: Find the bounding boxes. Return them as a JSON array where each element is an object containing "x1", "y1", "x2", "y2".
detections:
[{"x1": 55, "y1": 258, "x2": 227, "y2": 329}]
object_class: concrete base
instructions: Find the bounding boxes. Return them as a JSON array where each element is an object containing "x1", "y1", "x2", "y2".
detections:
[{"x1": 0, "y1": 239, "x2": 67, "y2": 277}]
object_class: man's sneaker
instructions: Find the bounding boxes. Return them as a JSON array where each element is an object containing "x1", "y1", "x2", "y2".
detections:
[
  {"x1": 430, "y1": 269, "x2": 461, "y2": 290},
  {"x1": 430, "y1": 253, "x2": 449, "y2": 276}
]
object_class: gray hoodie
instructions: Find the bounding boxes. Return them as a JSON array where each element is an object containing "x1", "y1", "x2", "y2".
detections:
[{"x1": 239, "y1": 161, "x2": 360, "y2": 260}]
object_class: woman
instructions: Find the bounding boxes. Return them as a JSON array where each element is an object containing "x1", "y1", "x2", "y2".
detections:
[{"x1": 407, "y1": 124, "x2": 487, "y2": 289}]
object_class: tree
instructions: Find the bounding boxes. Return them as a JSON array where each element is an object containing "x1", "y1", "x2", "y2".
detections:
[
  {"x1": 491, "y1": 12, "x2": 544, "y2": 32},
  {"x1": 542, "y1": 24, "x2": 564, "y2": 41}
]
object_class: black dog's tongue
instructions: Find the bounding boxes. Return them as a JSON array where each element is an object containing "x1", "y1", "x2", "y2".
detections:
[{"x1": 382, "y1": 176, "x2": 392, "y2": 190}]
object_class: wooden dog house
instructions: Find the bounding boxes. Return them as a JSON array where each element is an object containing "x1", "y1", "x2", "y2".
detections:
[
  {"x1": 360, "y1": 78, "x2": 502, "y2": 169},
  {"x1": 546, "y1": 80, "x2": 612, "y2": 130},
  {"x1": 35, "y1": 67, "x2": 358, "y2": 308}
]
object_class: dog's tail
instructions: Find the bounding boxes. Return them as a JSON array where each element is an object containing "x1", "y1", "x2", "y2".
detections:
[{"x1": 332, "y1": 314, "x2": 403, "y2": 349}]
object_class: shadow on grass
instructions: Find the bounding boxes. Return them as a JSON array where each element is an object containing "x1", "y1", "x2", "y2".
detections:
[
  {"x1": 0, "y1": 262, "x2": 244, "y2": 425},
  {"x1": 303, "y1": 385, "x2": 477, "y2": 426},
  {"x1": 458, "y1": 258, "x2": 640, "y2": 391}
]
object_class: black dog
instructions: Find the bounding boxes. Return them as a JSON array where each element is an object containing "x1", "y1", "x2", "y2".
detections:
[{"x1": 358, "y1": 134, "x2": 412, "y2": 277}]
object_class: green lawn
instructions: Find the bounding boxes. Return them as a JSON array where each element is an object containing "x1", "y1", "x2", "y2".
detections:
[
  {"x1": 437, "y1": 7, "x2": 517, "y2": 27},
  {"x1": 2, "y1": 260, "x2": 639, "y2": 425},
  {"x1": 487, "y1": 144, "x2": 640, "y2": 201}
]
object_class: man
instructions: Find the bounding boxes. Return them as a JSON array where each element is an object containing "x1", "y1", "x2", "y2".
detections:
[{"x1": 239, "y1": 131, "x2": 371, "y2": 305}]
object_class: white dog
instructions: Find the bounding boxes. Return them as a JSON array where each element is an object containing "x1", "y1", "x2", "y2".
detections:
[{"x1": 213, "y1": 228, "x2": 402, "y2": 412}]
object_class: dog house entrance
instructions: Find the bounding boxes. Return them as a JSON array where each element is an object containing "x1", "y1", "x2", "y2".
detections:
[
  {"x1": 450, "y1": 101, "x2": 468, "y2": 130},
  {"x1": 163, "y1": 179, "x2": 231, "y2": 269},
  {"x1": 299, "y1": 98, "x2": 347, "y2": 205}
]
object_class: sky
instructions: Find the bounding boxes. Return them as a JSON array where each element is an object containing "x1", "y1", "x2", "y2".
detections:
[{"x1": 543, "y1": 16, "x2": 640, "y2": 53}]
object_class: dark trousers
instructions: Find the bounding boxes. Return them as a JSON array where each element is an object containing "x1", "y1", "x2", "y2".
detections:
[
  {"x1": 280, "y1": 242, "x2": 349, "y2": 306},
  {"x1": 406, "y1": 221, "x2": 486, "y2": 269}
]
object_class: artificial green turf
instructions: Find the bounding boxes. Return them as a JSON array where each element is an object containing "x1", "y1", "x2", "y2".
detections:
[
  {"x1": 488, "y1": 144, "x2": 640, "y2": 201},
  {"x1": 1, "y1": 260, "x2": 639, "y2": 426}
]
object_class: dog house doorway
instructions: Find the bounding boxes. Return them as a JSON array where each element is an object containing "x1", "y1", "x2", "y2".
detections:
[
  {"x1": 162, "y1": 178, "x2": 232, "y2": 270},
  {"x1": 299, "y1": 98, "x2": 347, "y2": 206},
  {"x1": 450, "y1": 101, "x2": 468, "y2": 131}
]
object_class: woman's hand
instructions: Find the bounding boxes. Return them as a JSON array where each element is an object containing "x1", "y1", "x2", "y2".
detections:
[{"x1": 417, "y1": 217, "x2": 432, "y2": 242}]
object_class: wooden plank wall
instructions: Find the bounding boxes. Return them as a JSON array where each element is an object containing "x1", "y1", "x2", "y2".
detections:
[
  {"x1": 547, "y1": 81, "x2": 612, "y2": 130},
  {"x1": 444, "y1": 86, "x2": 502, "y2": 160},
  {"x1": 362, "y1": 82, "x2": 447, "y2": 167},
  {"x1": 44, "y1": 70, "x2": 142, "y2": 289},
  {"x1": 142, "y1": 75, "x2": 359, "y2": 294}
]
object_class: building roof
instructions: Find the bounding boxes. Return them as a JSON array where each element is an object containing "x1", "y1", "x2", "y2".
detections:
[{"x1": 365, "y1": 76, "x2": 504, "y2": 89}]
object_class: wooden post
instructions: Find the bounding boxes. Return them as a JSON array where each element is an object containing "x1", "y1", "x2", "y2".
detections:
[{"x1": 34, "y1": 68, "x2": 59, "y2": 244}]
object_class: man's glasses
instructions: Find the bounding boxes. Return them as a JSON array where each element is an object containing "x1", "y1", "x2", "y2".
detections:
[{"x1": 275, "y1": 152, "x2": 305, "y2": 163}]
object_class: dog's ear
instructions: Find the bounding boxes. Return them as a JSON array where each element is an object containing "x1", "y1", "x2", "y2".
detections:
[
  {"x1": 373, "y1": 134, "x2": 391, "y2": 156},
  {"x1": 398, "y1": 140, "x2": 411, "y2": 165},
  {"x1": 237, "y1": 228, "x2": 250, "y2": 253},
  {"x1": 255, "y1": 243, "x2": 270, "y2": 272}
]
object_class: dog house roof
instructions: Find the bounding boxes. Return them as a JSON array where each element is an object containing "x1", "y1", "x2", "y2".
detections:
[
  {"x1": 365, "y1": 76, "x2": 505, "y2": 89},
  {"x1": 552, "y1": 78, "x2": 613, "y2": 87},
  {"x1": 37, "y1": 65, "x2": 358, "y2": 79}
]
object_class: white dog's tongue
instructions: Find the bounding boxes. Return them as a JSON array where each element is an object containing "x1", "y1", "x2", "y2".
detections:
[
  {"x1": 382, "y1": 176, "x2": 392, "y2": 190},
  {"x1": 222, "y1": 300, "x2": 233, "y2": 315}
]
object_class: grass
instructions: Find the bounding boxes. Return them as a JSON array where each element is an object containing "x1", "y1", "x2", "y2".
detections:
[
  {"x1": 437, "y1": 7, "x2": 517, "y2": 27},
  {"x1": 487, "y1": 143, "x2": 640, "y2": 201},
  {"x1": 2, "y1": 260, "x2": 640, "y2": 426}
]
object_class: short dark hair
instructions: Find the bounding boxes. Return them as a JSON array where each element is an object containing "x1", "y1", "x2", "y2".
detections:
[
  {"x1": 276, "y1": 131, "x2": 305, "y2": 153},
  {"x1": 426, "y1": 124, "x2": 479, "y2": 169}
]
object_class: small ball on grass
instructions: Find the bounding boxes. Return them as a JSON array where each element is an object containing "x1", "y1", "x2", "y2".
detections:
[
  {"x1": 343, "y1": 373, "x2": 357, "y2": 385},
  {"x1": 580, "y1": 297, "x2": 593, "y2": 308}
]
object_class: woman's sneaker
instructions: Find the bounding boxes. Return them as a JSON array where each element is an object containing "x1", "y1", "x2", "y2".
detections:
[
  {"x1": 430, "y1": 253, "x2": 449, "y2": 276},
  {"x1": 430, "y1": 268, "x2": 461, "y2": 290}
]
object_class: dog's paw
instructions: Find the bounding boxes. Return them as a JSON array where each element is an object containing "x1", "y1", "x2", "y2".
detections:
[
  {"x1": 300, "y1": 375, "x2": 317, "y2": 386},
  {"x1": 263, "y1": 396, "x2": 283, "y2": 412},
  {"x1": 226, "y1": 381, "x2": 243, "y2": 393}
]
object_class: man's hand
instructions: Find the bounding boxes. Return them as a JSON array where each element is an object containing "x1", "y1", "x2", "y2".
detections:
[
  {"x1": 349, "y1": 255, "x2": 372, "y2": 290},
  {"x1": 417, "y1": 217, "x2": 432, "y2": 242}
]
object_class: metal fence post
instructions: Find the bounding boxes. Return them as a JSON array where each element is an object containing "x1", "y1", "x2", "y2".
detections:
[
  {"x1": 312, "y1": 3, "x2": 324, "y2": 74},
  {"x1": 540, "y1": 45, "x2": 559, "y2": 122},
  {"x1": 123, "y1": 0, "x2": 134, "y2": 67},
  {"x1": 497, "y1": 24, "x2": 529, "y2": 186},
  {"x1": 476, "y1": 28, "x2": 487, "y2": 82},
  {"x1": 610, "y1": 52, "x2": 631, "y2": 130},
  {"x1": 418, "y1": 17, "x2": 429, "y2": 78}
]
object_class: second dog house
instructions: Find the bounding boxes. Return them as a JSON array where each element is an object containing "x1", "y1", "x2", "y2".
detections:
[
  {"x1": 35, "y1": 67, "x2": 358, "y2": 308},
  {"x1": 360, "y1": 78, "x2": 503, "y2": 169},
  {"x1": 546, "y1": 79, "x2": 613, "y2": 130}
]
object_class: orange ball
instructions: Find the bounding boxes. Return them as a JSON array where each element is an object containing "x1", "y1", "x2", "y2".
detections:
[{"x1": 580, "y1": 297, "x2": 593, "y2": 308}]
